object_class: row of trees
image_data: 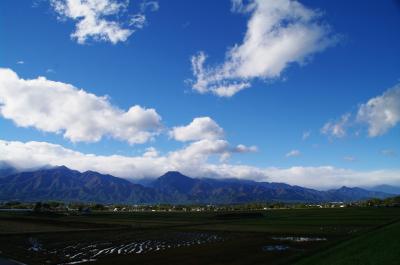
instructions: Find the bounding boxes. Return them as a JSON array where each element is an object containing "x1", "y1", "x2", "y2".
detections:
[
  {"x1": 2, "y1": 196, "x2": 400, "y2": 213},
  {"x1": 363, "y1": 196, "x2": 400, "y2": 207},
  {"x1": 32, "y1": 201, "x2": 106, "y2": 213}
]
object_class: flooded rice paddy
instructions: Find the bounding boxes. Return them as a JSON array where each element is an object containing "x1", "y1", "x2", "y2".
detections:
[
  {"x1": 27, "y1": 232, "x2": 223, "y2": 264},
  {"x1": 271, "y1": 236, "x2": 327, "y2": 242},
  {"x1": 262, "y1": 245, "x2": 290, "y2": 252},
  {"x1": 262, "y1": 236, "x2": 328, "y2": 252}
]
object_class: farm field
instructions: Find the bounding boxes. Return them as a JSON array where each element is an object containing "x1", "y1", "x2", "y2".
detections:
[
  {"x1": 294, "y1": 218, "x2": 400, "y2": 265},
  {"x1": 0, "y1": 208, "x2": 399, "y2": 265}
]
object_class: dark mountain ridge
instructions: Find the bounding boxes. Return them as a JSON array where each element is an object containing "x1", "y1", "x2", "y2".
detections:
[
  {"x1": 0, "y1": 166, "x2": 155, "y2": 203},
  {"x1": 0, "y1": 166, "x2": 392, "y2": 204}
]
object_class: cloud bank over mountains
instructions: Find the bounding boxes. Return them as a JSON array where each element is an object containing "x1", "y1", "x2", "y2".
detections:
[
  {"x1": 1, "y1": 139, "x2": 399, "y2": 189},
  {"x1": 190, "y1": 0, "x2": 337, "y2": 97},
  {"x1": 1, "y1": 67, "x2": 399, "y2": 189}
]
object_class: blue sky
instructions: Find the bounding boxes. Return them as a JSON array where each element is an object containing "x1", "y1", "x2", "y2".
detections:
[{"x1": 0, "y1": 0, "x2": 399, "y2": 189}]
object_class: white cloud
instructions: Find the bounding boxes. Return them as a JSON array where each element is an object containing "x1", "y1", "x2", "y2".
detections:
[
  {"x1": 321, "y1": 113, "x2": 351, "y2": 138},
  {"x1": 168, "y1": 139, "x2": 256, "y2": 166},
  {"x1": 0, "y1": 68, "x2": 162, "y2": 144},
  {"x1": 143, "y1": 147, "x2": 159, "y2": 157},
  {"x1": 190, "y1": 0, "x2": 336, "y2": 97},
  {"x1": 16, "y1": 61, "x2": 24, "y2": 65},
  {"x1": 0, "y1": 139, "x2": 256, "y2": 181},
  {"x1": 264, "y1": 166, "x2": 400, "y2": 190},
  {"x1": 140, "y1": 1, "x2": 159, "y2": 12},
  {"x1": 286, "y1": 149, "x2": 301, "y2": 158},
  {"x1": 230, "y1": 0, "x2": 247, "y2": 13},
  {"x1": 50, "y1": 0, "x2": 158, "y2": 44},
  {"x1": 1, "y1": 139, "x2": 399, "y2": 189},
  {"x1": 169, "y1": 117, "x2": 224, "y2": 142},
  {"x1": 357, "y1": 84, "x2": 400, "y2": 137},
  {"x1": 233, "y1": 144, "x2": 258, "y2": 153},
  {"x1": 322, "y1": 83, "x2": 400, "y2": 139},
  {"x1": 169, "y1": 117, "x2": 256, "y2": 163},
  {"x1": 129, "y1": 14, "x2": 146, "y2": 29},
  {"x1": 168, "y1": 117, "x2": 256, "y2": 161}
]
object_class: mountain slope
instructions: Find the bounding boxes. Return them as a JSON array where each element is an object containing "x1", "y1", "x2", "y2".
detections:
[
  {"x1": 149, "y1": 172, "x2": 391, "y2": 203},
  {"x1": 0, "y1": 167, "x2": 393, "y2": 203},
  {"x1": 0, "y1": 161, "x2": 18, "y2": 178},
  {"x1": 327, "y1": 186, "x2": 390, "y2": 201},
  {"x1": 0, "y1": 166, "x2": 155, "y2": 203}
]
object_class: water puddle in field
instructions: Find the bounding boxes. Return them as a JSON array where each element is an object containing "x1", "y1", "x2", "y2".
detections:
[
  {"x1": 28, "y1": 232, "x2": 222, "y2": 265},
  {"x1": 262, "y1": 236, "x2": 327, "y2": 252},
  {"x1": 271, "y1": 237, "x2": 327, "y2": 242},
  {"x1": 262, "y1": 245, "x2": 290, "y2": 252}
]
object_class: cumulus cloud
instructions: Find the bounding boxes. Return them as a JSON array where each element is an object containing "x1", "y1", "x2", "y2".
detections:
[
  {"x1": 357, "y1": 84, "x2": 400, "y2": 137},
  {"x1": 190, "y1": 0, "x2": 337, "y2": 97},
  {"x1": 322, "y1": 84, "x2": 400, "y2": 139},
  {"x1": 1, "y1": 139, "x2": 399, "y2": 189},
  {"x1": 172, "y1": 139, "x2": 257, "y2": 164},
  {"x1": 169, "y1": 117, "x2": 224, "y2": 142},
  {"x1": 286, "y1": 149, "x2": 301, "y2": 158},
  {"x1": 50, "y1": 0, "x2": 158, "y2": 44},
  {"x1": 169, "y1": 117, "x2": 256, "y2": 162},
  {"x1": 0, "y1": 68, "x2": 162, "y2": 144}
]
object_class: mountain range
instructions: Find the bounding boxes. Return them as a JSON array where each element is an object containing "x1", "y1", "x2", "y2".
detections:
[{"x1": 0, "y1": 164, "x2": 394, "y2": 204}]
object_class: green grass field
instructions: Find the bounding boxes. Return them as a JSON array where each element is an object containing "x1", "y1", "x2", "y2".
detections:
[
  {"x1": 0, "y1": 208, "x2": 399, "y2": 265},
  {"x1": 294, "y1": 219, "x2": 400, "y2": 265}
]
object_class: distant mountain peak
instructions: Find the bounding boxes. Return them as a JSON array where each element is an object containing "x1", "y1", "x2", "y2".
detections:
[
  {"x1": 159, "y1": 171, "x2": 191, "y2": 180},
  {"x1": 45, "y1": 165, "x2": 81, "y2": 176},
  {"x1": 51, "y1": 165, "x2": 71, "y2": 171},
  {"x1": 153, "y1": 171, "x2": 197, "y2": 195},
  {"x1": 163, "y1": 171, "x2": 186, "y2": 176}
]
